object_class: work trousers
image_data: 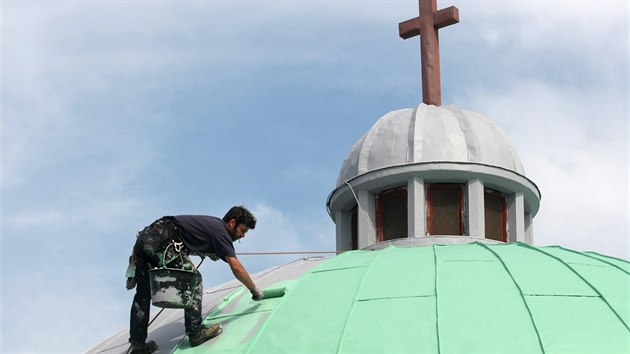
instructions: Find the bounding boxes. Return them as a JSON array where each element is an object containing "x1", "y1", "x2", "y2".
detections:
[{"x1": 129, "y1": 217, "x2": 204, "y2": 345}]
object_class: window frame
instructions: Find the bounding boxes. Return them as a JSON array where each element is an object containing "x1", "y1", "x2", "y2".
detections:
[
  {"x1": 426, "y1": 183, "x2": 465, "y2": 235},
  {"x1": 375, "y1": 187, "x2": 408, "y2": 242},
  {"x1": 484, "y1": 188, "x2": 508, "y2": 242}
]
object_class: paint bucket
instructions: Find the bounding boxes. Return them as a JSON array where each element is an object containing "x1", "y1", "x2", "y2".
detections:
[{"x1": 149, "y1": 267, "x2": 200, "y2": 309}]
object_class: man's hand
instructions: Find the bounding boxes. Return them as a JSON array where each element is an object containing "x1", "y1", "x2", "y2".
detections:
[{"x1": 250, "y1": 288, "x2": 264, "y2": 301}]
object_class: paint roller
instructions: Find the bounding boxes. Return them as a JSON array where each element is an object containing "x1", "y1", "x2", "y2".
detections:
[{"x1": 262, "y1": 287, "x2": 287, "y2": 299}]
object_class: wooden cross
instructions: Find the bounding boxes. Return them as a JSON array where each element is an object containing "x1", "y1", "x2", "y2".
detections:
[{"x1": 399, "y1": 0, "x2": 459, "y2": 106}]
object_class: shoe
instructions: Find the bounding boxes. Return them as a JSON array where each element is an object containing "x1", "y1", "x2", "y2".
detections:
[
  {"x1": 130, "y1": 340, "x2": 157, "y2": 354},
  {"x1": 189, "y1": 323, "x2": 222, "y2": 347}
]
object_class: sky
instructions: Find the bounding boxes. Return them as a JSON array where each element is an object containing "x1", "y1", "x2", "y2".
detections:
[{"x1": 1, "y1": 1, "x2": 628, "y2": 352}]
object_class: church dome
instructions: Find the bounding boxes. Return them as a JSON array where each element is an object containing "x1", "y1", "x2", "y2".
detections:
[
  {"x1": 337, "y1": 104, "x2": 525, "y2": 187},
  {"x1": 88, "y1": 243, "x2": 630, "y2": 353}
]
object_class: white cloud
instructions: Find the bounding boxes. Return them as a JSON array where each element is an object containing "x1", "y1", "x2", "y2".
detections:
[
  {"x1": 234, "y1": 203, "x2": 335, "y2": 269},
  {"x1": 3, "y1": 208, "x2": 65, "y2": 227},
  {"x1": 466, "y1": 79, "x2": 628, "y2": 259}
]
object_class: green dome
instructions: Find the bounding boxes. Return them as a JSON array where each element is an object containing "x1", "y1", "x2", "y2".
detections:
[{"x1": 172, "y1": 243, "x2": 629, "y2": 353}]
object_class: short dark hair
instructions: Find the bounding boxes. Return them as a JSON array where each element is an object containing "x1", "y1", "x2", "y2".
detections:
[{"x1": 223, "y1": 206, "x2": 256, "y2": 229}]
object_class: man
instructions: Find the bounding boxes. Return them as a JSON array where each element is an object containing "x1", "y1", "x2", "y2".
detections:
[{"x1": 127, "y1": 206, "x2": 263, "y2": 354}]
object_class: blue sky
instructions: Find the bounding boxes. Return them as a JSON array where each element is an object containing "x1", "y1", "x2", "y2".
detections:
[{"x1": 2, "y1": 1, "x2": 628, "y2": 352}]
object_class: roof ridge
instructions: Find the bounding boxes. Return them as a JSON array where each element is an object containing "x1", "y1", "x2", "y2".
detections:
[
  {"x1": 244, "y1": 260, "x2": 323, "y2": 353},
  {"x1": 335, "y1": 246, "x2": 393, "y2": 353},
  {"x1": 522, "y1": 244, "x2": 630, "y2": 333},
  {"x1": 432, "y1": 244, "x2": 442, "y2": 354},
  {"x1": 478, "y1": 243, "x2": 545, "y2": 353}
]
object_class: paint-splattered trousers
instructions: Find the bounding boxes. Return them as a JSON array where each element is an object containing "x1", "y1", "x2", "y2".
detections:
[{"x1": 129, "y1": 217, "x2": 204, "y2": 346}]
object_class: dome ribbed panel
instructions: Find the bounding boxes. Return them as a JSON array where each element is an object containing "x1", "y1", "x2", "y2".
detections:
[
  {"x1": 336, "y1": 132, "x2": 368, "y2": 187},
  {"x1": 362, "y1": 109, "x2": 413, "y2": 174},
  {"x1": 448, "y1": 106, "x2": 526, "y2": 174},
  {"x1": 419, "y1": 105, "x2": 468, "y2": 162}
]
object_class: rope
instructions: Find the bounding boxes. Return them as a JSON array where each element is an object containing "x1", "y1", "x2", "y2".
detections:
[
  {"x1": 345, "y1": 181, "x2": 377, "y2": 237},
  {"x1": 237, "y1": 251, "x2": 338, "y2": 255}
]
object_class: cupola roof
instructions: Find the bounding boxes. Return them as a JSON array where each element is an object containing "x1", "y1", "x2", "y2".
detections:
[{"x1": 337, "y1": 104, "x2": 525, "y2": 187}]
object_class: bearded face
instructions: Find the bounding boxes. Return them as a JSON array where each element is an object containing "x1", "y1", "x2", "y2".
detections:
[{"x1": 228, "y1": 222, "x2": 249, "y2": 242}]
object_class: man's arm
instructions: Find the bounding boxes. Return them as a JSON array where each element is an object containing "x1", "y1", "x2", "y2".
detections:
[{"x1": 226, "y1": 256, "x2": 263, "y2": 299}]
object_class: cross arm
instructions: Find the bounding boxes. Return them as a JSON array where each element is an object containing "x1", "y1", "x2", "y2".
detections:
[
  {"x1": 399, "y1": 18, "x2": 421, "y2": 39},
  {"x1": 433, "y1": 6, "x2": 459, "y2": 29},
  {"x1": 398, "y1": 5, "x2": 460, "y2": 39}
]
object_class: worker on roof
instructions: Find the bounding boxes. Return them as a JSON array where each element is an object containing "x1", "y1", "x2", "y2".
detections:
[{"x1": 126, "y1": 205, "x2": 263, "y2": 354}]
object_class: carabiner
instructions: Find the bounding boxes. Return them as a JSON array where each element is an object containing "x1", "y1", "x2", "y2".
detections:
[{"x1": 173, "y1": 241, "x2": 183, "y2": 253}]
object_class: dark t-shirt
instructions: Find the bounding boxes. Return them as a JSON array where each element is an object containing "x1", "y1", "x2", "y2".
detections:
[{"x1": 171, "y1": 215, "x2": 236, "y2": 261}]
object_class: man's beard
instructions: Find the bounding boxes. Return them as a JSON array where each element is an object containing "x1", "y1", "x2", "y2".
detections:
[{"x1": 228, "y1": 227, "x2": 239, "y2": 242}]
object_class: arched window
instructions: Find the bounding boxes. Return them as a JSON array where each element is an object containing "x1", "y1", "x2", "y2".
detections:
[
  {"x1": 376, "y1": 187, "x2": 408, "y2": 242},
  {"x1": 484, "y1": 189, "x2": 508, "y2": 242},
  {"x1": 427, "y1": 183, "x2": 464, "y2": 235}
]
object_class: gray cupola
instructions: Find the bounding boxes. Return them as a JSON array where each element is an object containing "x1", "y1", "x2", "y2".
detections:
[{"x1": 327, "y1": 103, "x2": 541, "y2": 251}]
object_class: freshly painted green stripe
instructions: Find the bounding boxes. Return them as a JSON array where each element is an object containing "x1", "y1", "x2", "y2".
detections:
[
  {"x1": 436, "y1": 243, "x2": 542, "y2": 353},
  {"x1": 248, "y1": 266, "x2": 367, "y2": 353},
  {"x1": 205, "y1": 286, "x2": 246, "y2": 319},
  {"x1": 174, "y1": 287, "x2": 282, "y2": 353}
]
